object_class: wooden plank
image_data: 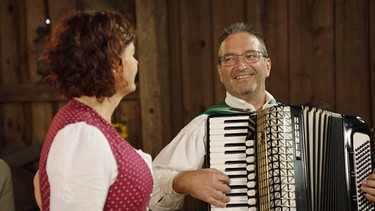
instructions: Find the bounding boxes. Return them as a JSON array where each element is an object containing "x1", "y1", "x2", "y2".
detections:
[
  {"x1": 30, "y1": 102, "x2": 52, "y2": 144},
  {"x1": 0, "y1": 83, "x2": 61, "y2": 102},
  {"x1": 0, "y1": 0, "x2": 21, "y2": 84},
  {"x1": 212, "y1": 0, "x2": 246, "y2": 103},
  {"x1": 24, "y1": 0, "x2": 53, "y2": 144},
  {"x1": 135, "y1": 0, "x2": 169, "y2": 157},
  {"x1": 305, "y1": 0, "x2": 335, "y2": 109},
  {"x1": 0, "y1": 0, "x2": 4, "y2": 145},
  {"x1": 0, "y1": 83, "x2": 139, "y2": 102},
  {"x1": 3, "y1": 103, "x2": 25, "y2": 145},
  {"x1": 166, "y1": 0, "x2": 184, "y2": 140},
  {"x1": 288, "y1": 1, "x2": 315, "y2": 105},
  {"x1": 179, "y1": 0, "x2": 214, "y2": 123},
  {"x1": 0, "y1": 0, "x2": 26, "y2": 144},
  {"x1": 22, "y1": 103, "x2": 32, "y2": 145},
  {"x1": 335, "y1": 0, "x2": 371, "y2": 122},
  {"x1": 25, "y1": 0, "x2": 46, "y2": 82},
  {"x1": 246, "y1": 0, "x2": 289, "y2": 104},
  {"x1": 289, "y1": 0, "x2": 336, "y2": 108},
  {"x1": 114, "y1": 100, "x2": 142, "y2": 149},
  {"x1": 18, "y1": 0, "x2": 29, "y2": 83}
]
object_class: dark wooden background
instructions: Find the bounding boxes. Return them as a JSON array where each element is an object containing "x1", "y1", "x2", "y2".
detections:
[{"x1": 0, "y1": 0, "x2": 374, "y2": 210}]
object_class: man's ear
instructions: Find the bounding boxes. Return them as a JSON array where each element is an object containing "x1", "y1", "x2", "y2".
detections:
[
  {"x1": 217, "y1": 64, "x2": 224, "y2": 83},
  {"x1": 265, "y1": 58, "x2": 271, "y2": 77}
]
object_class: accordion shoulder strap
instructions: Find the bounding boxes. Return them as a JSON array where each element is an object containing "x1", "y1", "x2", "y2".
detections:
[{"x1": 202, "y1": 102, "x2": 236, "y2": 115}]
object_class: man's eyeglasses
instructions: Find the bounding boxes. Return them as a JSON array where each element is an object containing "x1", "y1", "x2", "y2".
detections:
[{"x1": 220, "y1": 50, "x2": 268, "y2": 66}]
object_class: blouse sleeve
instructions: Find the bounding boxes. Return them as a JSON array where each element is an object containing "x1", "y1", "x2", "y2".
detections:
[{"x1": 46, "y1": 122, "x2": 117, "y2": 211}]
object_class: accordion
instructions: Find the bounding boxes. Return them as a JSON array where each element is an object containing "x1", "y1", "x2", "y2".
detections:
[{"x1": 206, "y1": 105, "x2": 374, "y2": 211}]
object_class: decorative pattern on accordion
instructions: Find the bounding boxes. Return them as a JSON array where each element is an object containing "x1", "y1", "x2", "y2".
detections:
[{"x1": 256, "y1": 106, "x2": 296, "y2": 210}]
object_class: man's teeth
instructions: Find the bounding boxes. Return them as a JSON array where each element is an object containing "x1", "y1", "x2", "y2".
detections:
[{"x1": 236, "y1": 75, "x2": 251, "y2": 79}]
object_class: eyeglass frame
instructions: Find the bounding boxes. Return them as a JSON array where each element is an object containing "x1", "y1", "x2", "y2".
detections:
[{"x1": 218, "y1": 50, "x2": 268, "y2": 66}]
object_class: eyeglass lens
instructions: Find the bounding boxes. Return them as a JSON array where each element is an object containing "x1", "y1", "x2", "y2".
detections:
[{"x1": 221, "y1": 51, "x2": 263, "y2": 66}]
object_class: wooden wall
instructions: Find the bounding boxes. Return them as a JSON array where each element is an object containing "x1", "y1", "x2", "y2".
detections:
[
  {"x1": 0, "y1": 0, "x2": 374, "y2": 210},
  {"x1": 0, "y1": 0, "x2": 141, "y2": 150}
]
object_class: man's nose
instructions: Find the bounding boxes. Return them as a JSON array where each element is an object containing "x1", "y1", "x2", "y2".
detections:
[{"x1": 236, "y1": 56, "x2": 248, "y2": 70}]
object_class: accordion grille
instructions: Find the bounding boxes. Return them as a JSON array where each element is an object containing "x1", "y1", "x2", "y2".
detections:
[{"x1": 257, "y1": 106, "x2": 296, "y2": 210}]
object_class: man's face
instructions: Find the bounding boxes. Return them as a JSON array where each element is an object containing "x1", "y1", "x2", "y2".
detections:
[{"x1": 217, "y1": 32, "x2": 271, "y2": 99}]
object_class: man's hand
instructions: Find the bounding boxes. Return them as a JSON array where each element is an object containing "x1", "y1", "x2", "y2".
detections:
[
  {"x1": 172, "y1": 168, "x2": 231, "y2": 207},
  {"x1": 362, "y1": 170, "x2": 375, "y2": 203}
]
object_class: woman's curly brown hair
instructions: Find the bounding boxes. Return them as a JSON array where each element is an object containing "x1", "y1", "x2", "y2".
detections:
[{"x1": 40, "y1": 10, "x2": 135, "y2": 100}]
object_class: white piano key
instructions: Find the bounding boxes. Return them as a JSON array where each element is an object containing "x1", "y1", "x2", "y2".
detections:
[
  {"x1": 210, "y1": 163, "x2": 247, "y2": 169},
  {"x1": 209, "y1": 122, "x2": 250, "y2": 129},
  {"x1": 227, "y1": 171, "x2": 248, "y2": 176},
  {"x1": 210, "y1": 128, "x2": 249, "y2": 135},
  {"x1": 230, "y1": 187, "x2": 248, "y2": 194},
  {"x1": 230, "y1": 178, "x2": 247, "y2": 186},
  {"x1": 209, "y1": 115, "x2": 250, "y2": 124},
  {"x1": 209, "y1": 146, "x2": 246, "y2": 152},
  {"x1": 228, "y1": 195, "x2": 248, "y2": 203},
  {"x1": 210, "y1": 158, "x2": 246, "y2": 165},
  {"x1": 210, "y1": 152, "x2": 246, "y2": 159},
  {"x1": 209, "y1": 135, "x2": 248, "y2": 142}
]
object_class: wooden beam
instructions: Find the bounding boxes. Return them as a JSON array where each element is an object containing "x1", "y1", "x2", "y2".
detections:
[{"x1": 0, "y1": 83, "x2": 139, "y2": 102}]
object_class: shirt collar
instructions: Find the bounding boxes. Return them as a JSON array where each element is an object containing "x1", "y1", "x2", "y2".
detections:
[{"x1": 224, "y1": 91, "x2": 277, "y2": 112}]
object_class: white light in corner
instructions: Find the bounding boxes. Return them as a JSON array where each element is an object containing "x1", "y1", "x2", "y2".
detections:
[{"x1": 45, "y1": 19, "x2": 51, "y2": 25}]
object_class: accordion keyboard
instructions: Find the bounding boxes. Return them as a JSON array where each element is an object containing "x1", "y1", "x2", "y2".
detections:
[{"x1": 208, "y1": 114, "x2": 257, "y2": 210}]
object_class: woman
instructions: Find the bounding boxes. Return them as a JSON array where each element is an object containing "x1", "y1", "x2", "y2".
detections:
[{"x1": 34, "y1": 10, "x2": 153, "y2": 210}]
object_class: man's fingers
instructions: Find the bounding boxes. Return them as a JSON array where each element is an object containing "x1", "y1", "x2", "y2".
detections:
[
  {"x1": 215, "y1": 182, "x2": 231, "y2": 194},
  {"x1": 365, "y1": 192, "x2": 375, "y2": 203},
  {"x1": 207, "y1": 192, "x2": 231, "y2": 208}
]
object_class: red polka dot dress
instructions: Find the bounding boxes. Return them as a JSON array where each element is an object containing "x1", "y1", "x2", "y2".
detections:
[{"x1": 39, "y1": 99, "x2": 153, "y2": 210}]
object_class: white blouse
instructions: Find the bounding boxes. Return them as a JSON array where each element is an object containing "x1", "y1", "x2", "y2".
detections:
[{"x1": 46, "y1": 122, "x2": 152, "y2": 210}]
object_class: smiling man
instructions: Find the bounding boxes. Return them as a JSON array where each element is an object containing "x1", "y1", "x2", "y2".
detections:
[
  {"x1": 217, "y1": 31, "x2": 271, "y2": 111},
  {"x1": 149, "y1": 22, "x2": 277, "y2": 210}
]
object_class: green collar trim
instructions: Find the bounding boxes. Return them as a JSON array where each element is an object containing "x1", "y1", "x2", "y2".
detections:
[{"x1": 203, "y1": 101, "x2": 283, "y2": 115}]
